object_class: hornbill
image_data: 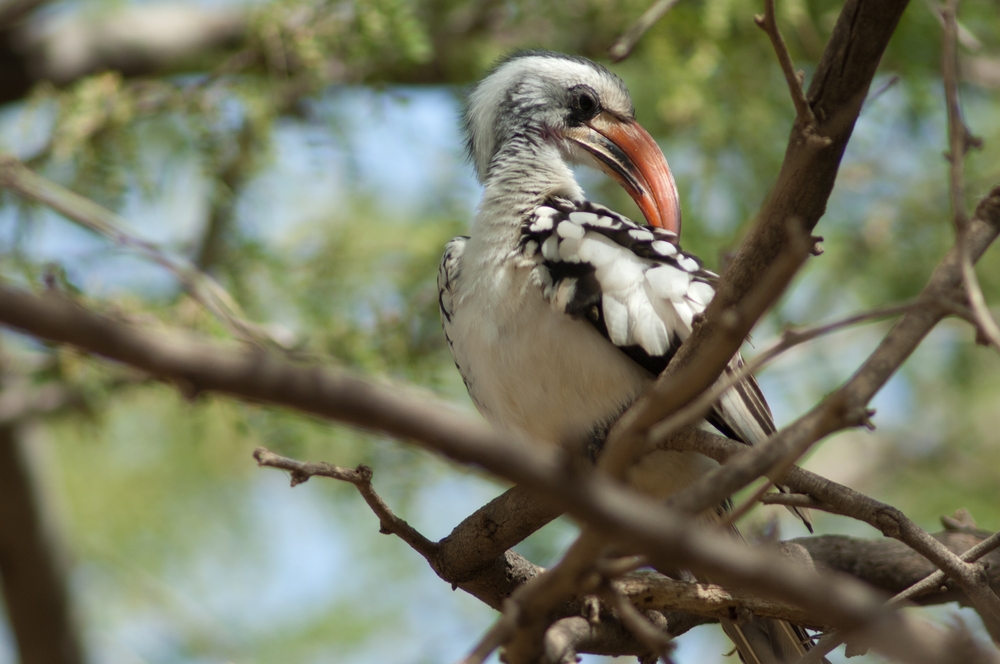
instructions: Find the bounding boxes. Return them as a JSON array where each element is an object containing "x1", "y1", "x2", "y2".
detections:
[{"x1": 439, "y1": 50, "x2": 818, "y2": 664}]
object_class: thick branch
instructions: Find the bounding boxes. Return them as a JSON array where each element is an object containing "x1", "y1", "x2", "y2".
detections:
[{"x1": 434, "y1": 485, "x2": 561, "y2": 584}]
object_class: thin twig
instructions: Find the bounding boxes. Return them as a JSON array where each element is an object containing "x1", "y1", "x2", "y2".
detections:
[
  {"x1": 863, "y1": 76, "x2": 901, "y2": 110},
  {"x1": 754, "y1": 0, "x2": 817, "y2": 128},
  {"x1": 0, "y1": 155, "x2": 282, "y2": 349},
  {"x1": 937, "y1": 1, "x2": 1000, "y2": 634},
  {"x1": 892, "y1": 531, "x2": 1000, "y2": 605},
  {"x1": 608, "y1": 0, "x2": 683, "y2": 62},
  {"x1": 646, "y1": 299, "x2": 929, "y2": 457},
  {"x1": 941, "y1": 0, "x2": 999, "y2": 352},
  {"x1": 253, "y1": 447, "x2": 439, "y2": 559}
]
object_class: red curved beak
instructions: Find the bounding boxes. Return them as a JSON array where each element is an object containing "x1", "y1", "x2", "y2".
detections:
[{"x1": 567, "y1": 114, "x2": 681, "y2": 234}]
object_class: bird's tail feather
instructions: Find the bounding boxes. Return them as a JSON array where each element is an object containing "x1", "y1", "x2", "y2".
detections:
[{"x1": 721, "y1": 615, "x2": 826, "y2": 664}]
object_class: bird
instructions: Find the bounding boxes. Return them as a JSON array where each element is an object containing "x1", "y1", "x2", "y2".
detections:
[{"x1": 439, "y1": 50, "x2": 817, "y2": 663}]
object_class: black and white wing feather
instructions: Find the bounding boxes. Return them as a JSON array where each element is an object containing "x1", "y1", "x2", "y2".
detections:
[{"x1": 519, "y1": 197, "x2": 776, "y2": 449}]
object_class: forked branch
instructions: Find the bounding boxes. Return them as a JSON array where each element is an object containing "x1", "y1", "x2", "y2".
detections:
[
  {"x1": 754, "y1": 0, "x2": 818, "y2": 130},
  {"x1": 940, "y1": 0, "x2": 1000, "y2": 352},
  {"x1": 253, "y1": 447, "x2": 438, "y2": 559}
]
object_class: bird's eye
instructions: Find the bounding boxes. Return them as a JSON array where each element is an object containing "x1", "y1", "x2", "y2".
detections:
[{"x1": 568, "y1": 85, "x2": 600, "y2": 123}]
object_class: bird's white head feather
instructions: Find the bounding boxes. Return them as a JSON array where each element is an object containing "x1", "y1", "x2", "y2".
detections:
[{"x1": 464, "y1": 51, "x2": 634, "y2": 183}]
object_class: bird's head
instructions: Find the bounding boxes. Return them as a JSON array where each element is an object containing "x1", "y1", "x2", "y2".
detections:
[{"x1": 464, "y1": 50, "x2": 681, "y2": 233}]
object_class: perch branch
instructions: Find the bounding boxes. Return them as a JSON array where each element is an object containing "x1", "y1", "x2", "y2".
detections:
[
  {"x1": 661, "y1": 426, "x2": 1000, "y2": 643},
  {"x1": 0, "y1": 287, "x2": 990, "y2": 664}
]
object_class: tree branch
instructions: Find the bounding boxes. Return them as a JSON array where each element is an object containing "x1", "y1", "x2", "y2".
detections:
[
  {"x1": 639, "y1": 0, "x2": 912, "y2": 441},
  {"x1": 0, "y1": 155, "x2": 282, "y2": 349},
  {"x1": 941, "y1": 0, "x2": 999, "y2": 352},
  {"x1": 253, "y1": 446, "x2": 438, "y2": 559},
  {"x1": 661, "y1": 424, "x2": 1000, "y2": 642},
  {"x1": 654, "y1": 184, "x2": 1000, "y2": 526},
  {"x1": 0, "y1": 287, "x2": 991, "y2": 662},
  {"x1": 753, "y1": 0, "x2": 817, "y2": 128},
  {"x1": 608, "y1": 0, "x2": 683, "y2": 63},
  {"x1": 604, "y1": 0, "x2": 912, "y2": 478}
]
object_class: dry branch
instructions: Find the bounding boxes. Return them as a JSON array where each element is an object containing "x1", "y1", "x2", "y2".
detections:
[
  {"x1": 941, "y1": 0, "x2": 1000, "y2": 352},
  {"x1": 629, "y1": 0, "x2": 912, "y2": 445},
  {"x1": 754, "y1": 0, "x2": 817, "y2": 128},
  {"x1": 656, "y1": 184, "x2": 1000, "y2": 524},
  {"x1": 253, "y1": 447, "x2": 438, "y2": 558},
  {"x1": 0, "y1": 155, "x2": 282, "y2": 349},
  {"x1": 255, "y1": 443, "x2": 1000, "y2": 661},
  {"x1": 608, "y1": 0, "x2": 683, "y2": 62},
  {"x1": 0, "y1": 285, "x2": 992, "y2": 662},
  {"x1": 598, "y1": 0, "x2": 913, "y2": 488}
]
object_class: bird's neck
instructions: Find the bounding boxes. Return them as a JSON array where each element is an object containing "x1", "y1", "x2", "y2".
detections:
[{"x1": 473, "y1": 133, "x2": 583, "y2": 248}]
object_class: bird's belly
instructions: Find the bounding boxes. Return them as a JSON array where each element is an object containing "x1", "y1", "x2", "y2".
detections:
[{"x1": 449, "y1": 270, "x2": 650, "y2": 445}]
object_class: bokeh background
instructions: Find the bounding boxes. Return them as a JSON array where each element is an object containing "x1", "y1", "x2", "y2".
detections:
[{"x1": 0, "y1": 0, "x2": 998, "y2": 662}]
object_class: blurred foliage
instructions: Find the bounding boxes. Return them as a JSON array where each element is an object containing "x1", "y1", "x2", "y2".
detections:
[{"x1": 1, "y1": 0, "x2": 999, "y2": 662}]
